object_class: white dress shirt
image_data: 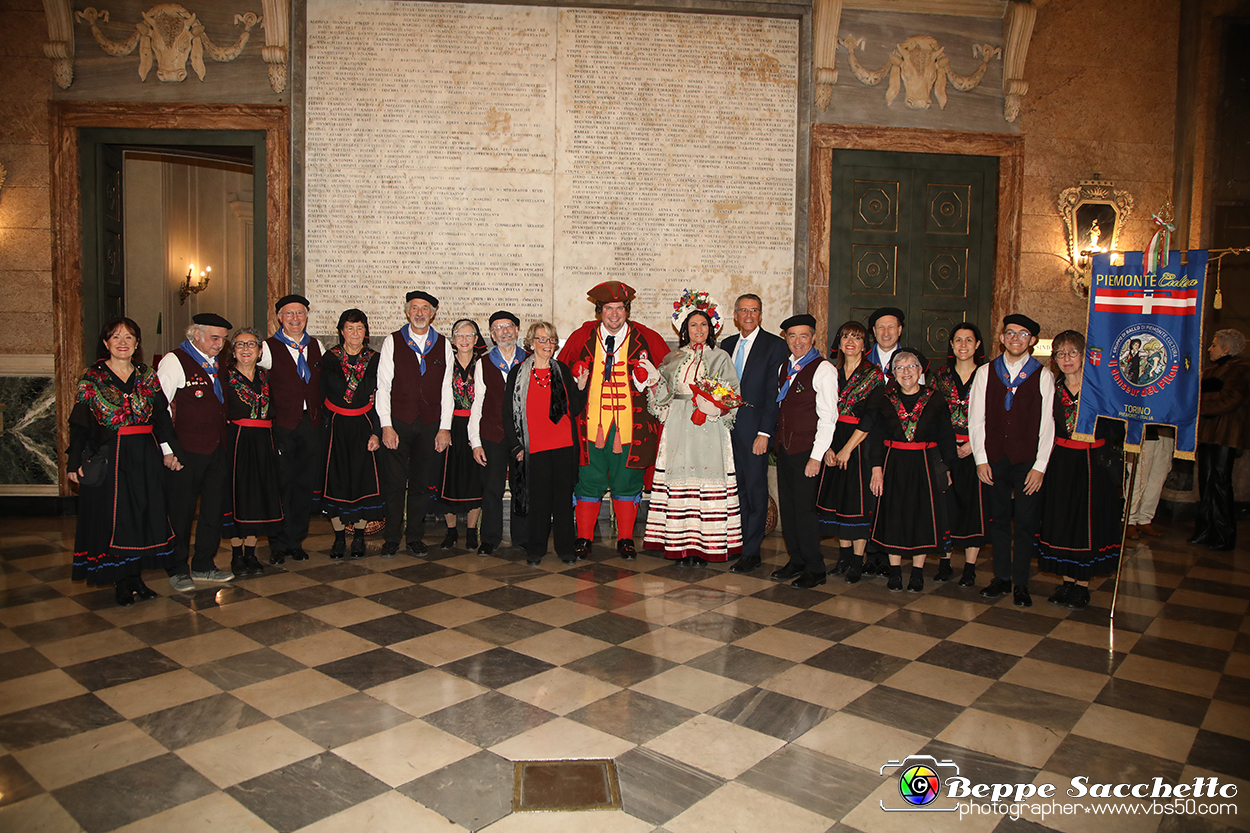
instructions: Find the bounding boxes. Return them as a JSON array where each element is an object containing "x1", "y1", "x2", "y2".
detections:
[
  {"x1": 599, "y1": 323, "x2": 648, "y2": 391},
  {"x1": 376, "y1": 325, "x2": 454, "y2": 429},
  {"x1": 783, "y1": 353, "x2": 840, "y2": 462},
  {"x1": 156, "y1": 342, "x2": 217, "y2": 454},
  {"x1": 968, "y1": 354, "x2": 1056, "y2": 472},
  {"x1": 258, "y1": 333, "x2": 325, "y2": 412}
]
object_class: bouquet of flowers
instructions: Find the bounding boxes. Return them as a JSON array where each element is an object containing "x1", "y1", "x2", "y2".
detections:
[{"x1": 689, "y1": 376, "x2": 746, "y2": 425}]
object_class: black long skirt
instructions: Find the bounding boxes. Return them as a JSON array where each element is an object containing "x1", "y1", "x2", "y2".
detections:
[
  {"x1": 869, "y1": 445, "x2": 950, "y2": 556},
  {"x1": 224, "y1": 423, "x2": 285, "y2": 538},
  {"x1": 1038, "y1": 444, "x2": 1122, "y2": 581},
  {"x1": 436, "y1": 415, "x2": 483, "y2": 510},
  {"x1": 816, "y1": 421, "x2": 876, "y2": 540},
  {"x1": 73, "y1": 429, "x2": 175, "y2": 585},
  {"x1": 946, "y1": 453, "x2": 990, "y2": 547},
  {"x1": 322, "y1": 411, "x2": 385, "y2": 524}
]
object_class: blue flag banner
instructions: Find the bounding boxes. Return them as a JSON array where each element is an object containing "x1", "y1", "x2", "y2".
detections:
[{"x1": 1074, "y1": 249, "x2": 1207, "y2": 459}]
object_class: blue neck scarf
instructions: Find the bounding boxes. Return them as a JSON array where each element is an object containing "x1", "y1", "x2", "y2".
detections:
[
  {"x1": 273, "y1": 328, "x2": 312, "y2": 383},
  {"x1": 777, "y1": 348, "x2": 821, "y2": 403},
  {"x1": 181, "y1": 339, "x2": 223, "y2": 402},
  {"x1": 404, "y1": 326, "x2": 439, "y2": 375},
  {"x1": 994, "y1": 354, "x2": 1042, "y2": 411},
  {"x1": 488, "y1": 345, "x2": 526, "y2": 374}
]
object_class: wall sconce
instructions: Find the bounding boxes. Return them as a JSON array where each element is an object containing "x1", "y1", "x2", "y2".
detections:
[
  {"x1": 179, "y1": 263, "x2": 211, "y2": 305},
  {"x1": 1058, "y1": 176, "x2": 1134, "y2": 297}
]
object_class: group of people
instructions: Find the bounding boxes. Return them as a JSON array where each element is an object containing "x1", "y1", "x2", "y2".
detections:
[{"x1": 68, "y1": 281, "x2": 1242, "y2": 609}]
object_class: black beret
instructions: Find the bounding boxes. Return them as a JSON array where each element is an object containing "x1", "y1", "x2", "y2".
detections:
[
  {"x1": 274, "y1": 294, "x2": 310, "y2": 312},
  {"x1": 192, "y1": 312, "x2": 232, "y2": 329},
  {"x1": 889, "y1": 346, "x2": 929, "y2": 373},
  {"x1": 489, "y1": 311, "x2": 520, "y2": 327},
  {"x1": 868, "y1": 307, "x2": 905, "y2": 328},
  {"x1": 1003, "y1": 314, "x2": 1041, "y2": 337},
  {"x1": 406, "y1": 290, "x2": 439, "y2": 306},
  {"x1": 779, "y1": 314, "x2": 816, "y2": 331}
]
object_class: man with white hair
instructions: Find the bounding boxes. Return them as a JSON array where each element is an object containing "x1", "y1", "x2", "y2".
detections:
[{"x1": 158, "y1": 312, "x2": 235, "y2": 591}]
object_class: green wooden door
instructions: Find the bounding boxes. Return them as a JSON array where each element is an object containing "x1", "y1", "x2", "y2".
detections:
[{"x1": 827, "y1": 150, "x2": 997, "y2": 360}]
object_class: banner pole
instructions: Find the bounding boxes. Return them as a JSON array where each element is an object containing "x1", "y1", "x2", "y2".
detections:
[{"x1": 1110, "y1": 451, "x2": 1139, "y2": 647}]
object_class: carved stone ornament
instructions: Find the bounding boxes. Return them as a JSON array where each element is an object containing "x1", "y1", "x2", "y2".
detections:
[
  {"x1": 259, "y1": 0, "x2": 288, "y2": 93},
  {"x1": 76, "y1": 4, "x2": 261, "y2": 83},
  {"x1": 1058, "y1": 177, "x2": 1135, "y2": 297},
  {"x1": 839, "y1": 34, "x2": 1002, "y2": 111},
  {"x1": 43, "y1": 0, "x2": 75, "y2": 88}
]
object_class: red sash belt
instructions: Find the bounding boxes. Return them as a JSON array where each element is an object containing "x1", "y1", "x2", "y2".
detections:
[
  {"x1": 955, "y1": 433, "x2": 970, "y2": 443},
  {"x1": 452, "y1": 409, "x2": 471, "y2": 417},
  {"x1": 884, "y1": 440, "x2": 936, "y2": 450},
  {"x1": 118, "y1": 425, "x2": 153, "y2": 435},
  {"x1": 325, "y1": 399, "x2": 371, "y2": 417},
  {"x1": 837, "y1": 415, "x2": 860, "y2": 424},
  {"x1": 1055, "y1": 437, "x2": 1104, "y2": 449},
  {"x1": 232, "y1": 419, "x2": 272, "y2": 428}
]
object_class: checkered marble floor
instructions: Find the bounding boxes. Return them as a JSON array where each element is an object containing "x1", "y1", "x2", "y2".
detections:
[{"x1": 0, "y1": 516, "x2": 1247, "y2": 833}]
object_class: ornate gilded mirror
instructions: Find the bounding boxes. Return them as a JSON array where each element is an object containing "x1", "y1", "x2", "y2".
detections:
[{"x1": 1058, "y1": 176, "x2": 1134, "y2": 296}]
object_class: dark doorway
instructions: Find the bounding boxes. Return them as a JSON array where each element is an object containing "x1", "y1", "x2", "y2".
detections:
[{"x1": 826, "y1": 150, "x2": 998, "y2": 359}]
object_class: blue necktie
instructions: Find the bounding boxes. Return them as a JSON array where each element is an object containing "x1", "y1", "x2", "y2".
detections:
[{"x1": 734, "y1": 339, "x2": 746, "y2": 379}]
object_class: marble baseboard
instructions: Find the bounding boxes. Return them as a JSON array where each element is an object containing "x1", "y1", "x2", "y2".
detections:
[{"x1": 0, "y1": 357, "x2": 57, "y2": 490}]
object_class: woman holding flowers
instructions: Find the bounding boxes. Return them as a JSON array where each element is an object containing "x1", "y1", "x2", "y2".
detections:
[{"x1": 642, "y1": 290, "x2": 743, "y2": 566}]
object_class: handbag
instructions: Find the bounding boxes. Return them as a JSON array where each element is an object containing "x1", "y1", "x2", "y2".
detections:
[{"x1": 78, "y1": 447, "x2": 110, "y2": 488}]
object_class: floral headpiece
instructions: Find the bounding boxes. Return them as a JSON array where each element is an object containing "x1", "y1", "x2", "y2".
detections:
[{"x1": 671, "y1": 289, "x2": 722, "y2": 334}]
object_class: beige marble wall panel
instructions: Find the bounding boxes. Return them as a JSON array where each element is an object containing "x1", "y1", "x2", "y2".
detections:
[
  {"x1": 0, "y1": 314, "x2": 54, "y2": 354},
  {"x1": 0, "y1": 271, "x2": 53, "y2": 313},
  {"x1": 0, "y1": 186, "x2": 52, "y2": 229}
]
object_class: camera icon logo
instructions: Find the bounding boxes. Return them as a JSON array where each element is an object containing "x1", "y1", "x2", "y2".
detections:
[{"x1": 880, "y1": 754, "x2": 960, "y2": 813}]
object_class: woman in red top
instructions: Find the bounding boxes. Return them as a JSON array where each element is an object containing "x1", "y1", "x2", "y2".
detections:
[{"x1": 503, "y1": 322, "x2": 588, "y2": 565}]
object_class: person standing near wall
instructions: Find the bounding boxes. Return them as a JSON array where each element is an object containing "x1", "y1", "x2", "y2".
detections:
[{"x1": 481, "y1": 310, "x2": 528, "y2": 554}]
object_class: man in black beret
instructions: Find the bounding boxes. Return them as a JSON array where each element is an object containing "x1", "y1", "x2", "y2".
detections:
[
  {"x1": 158, "y1": 312, "x2": 235, "y2": 591},
  {"x1": 259, "y1": 294, "x2": 323, "y2": 563},
  {"x1": 865, "y1": 307, "x2": 905, "y2": 373},
  {"x1": 481, "y1": 310, "x2": 528, "y2": 554},
  {"x1": 968, "y1": 313, "x2": 1054, "y2": 607},
  {"x1": 376, "y1": 290, "x2": 452, "y2": 556},
  {"x1": 771, "y1": 313, "x2": 839, "y2": 587}
]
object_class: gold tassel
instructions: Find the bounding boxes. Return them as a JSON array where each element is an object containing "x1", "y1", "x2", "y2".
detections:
[
  {"x1": 1215, "y1": 289, "x2": 1223, "y2": 310},
  {"x1": 1214, "y1": 255, "x2": 1224, "y2": 310}
]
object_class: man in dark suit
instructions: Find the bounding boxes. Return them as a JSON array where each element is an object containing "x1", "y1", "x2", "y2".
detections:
[{"x1": 720, "y1": 294, "x2": 789, "y2": 573}]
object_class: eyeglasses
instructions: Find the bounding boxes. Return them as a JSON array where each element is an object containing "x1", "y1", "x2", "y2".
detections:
[
  {"x1": 490, "y1": 325, "x2": 516, "y2": 333},
  {"x1": 452, "y1": 333, "x2": 478, "y2": 341},
  {"x1": 1053, "y1": 349, "x2": 1081, "y2": 359},
  {"x1": 1003, "y1": 330, "x2": 1032, "y2": 340},
  {"x1": 894, "y1": 364, "x2": 921, "y2": 373},
  {"x1": 736, "y1": 307, "x2": 761, "y2": 315},
  {"x1": 532, "y1": 337, "x2": 557, "y2": 345},
  {"x1": 234, "y1": 342, "x2": 259, "y2": 350}
]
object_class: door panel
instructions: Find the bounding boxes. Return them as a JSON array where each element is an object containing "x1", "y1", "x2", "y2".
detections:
[{"x1": 828, "y1": 151, "x2": 997, "y2": 359}]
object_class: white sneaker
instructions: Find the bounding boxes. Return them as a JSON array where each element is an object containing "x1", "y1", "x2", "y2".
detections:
[{"x1": 189, "y1": 568, "x2": 235, "y2": 583}]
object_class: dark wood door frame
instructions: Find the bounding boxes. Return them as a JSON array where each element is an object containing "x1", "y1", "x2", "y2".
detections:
[
  {"x1": 50, "y1": 102, "x2": 290, "y2": 494},
  {"x1": 809, "y1": 125, "x2": 1024, "y2": 349}
]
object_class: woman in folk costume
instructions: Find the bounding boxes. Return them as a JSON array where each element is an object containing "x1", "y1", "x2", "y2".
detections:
[
  {"x1": 928, "y1": 323, "x2": 991, "y2": 588},
  {"x1": 864, "y1": 348, "x2": 958, "y2": 592},
  {"x1": 817, "y1": 320, "x2": 886, "y2": 583},
  {"x1": 321, "y1": 309, "x2": 385, "y2": 558},
  {"x1": 643, "y1": 290, "x2": 743, "y2": 565},
  {"x1": 67, "y1": 317, "x2": 177, "y2": 606},
  {"x1": 222, "y1": 328, "x2": 283, "y2": 575},
  {"x1": 434, "y1": 319, "x2": 503, "y2": 551},
  {"x1": 1038, "y1": 330, "x2": 1124, "y2": 611}
]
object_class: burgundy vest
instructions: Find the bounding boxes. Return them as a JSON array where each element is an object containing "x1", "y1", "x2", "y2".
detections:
[
  {"x1": 171, "y1": 348, "x2": 226, "y2": 455},
  {"x1": 984, "y1": 363, "x2": 1044, "y2": 465},
  {"x1": 775, "y1": 358, "x2": 825, "y2": 456},
  {"x1": 266, "y1": 335, "x2": 323, "y2": 430},
  {"x1": 390, "y1": 328, "x2": 447, "y2": 425},
  {"x1": 479, "y1": 361, "x2": 506, "y2": 446}
]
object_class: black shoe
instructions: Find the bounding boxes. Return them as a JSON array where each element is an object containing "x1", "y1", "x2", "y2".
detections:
[
  {"x1": 527, "y1": 555, "x2": 543, "y2": 566},
  {"x1": 380, "y1": 541, "x2": 400, "y2": 557},
  {"x1": 466, "y1": 529, "x2": 478, "y2": 550},
  {"x1": 876, "y1": 560, "x2": 893, "y2": 577},
  {"x1": 441, "y1": 529, "x2": 458, "y2": 550},
  {"x1": 792, "y1": 572, "x2": 827, "y2": 589},
  {"x1": 231, "y1": 556, "x2": 250, "y2": 574},
  {"x1": 575, "y1": 538, "x2": 593, "y2": 560},
  {"x1": 674, "y1": 556, "x2": 691, "y2": 568},
  {"x1": 244, "y1": 547, "x2": 263, "y2": 575},
  {"x1": 350, "y1": 532, "x2": 366, "y2": 558},
  {"x1": 831, "y1": 548, "x2": 853, "y2": 576},
  {"x1": 560, "y1": 555, "x2": 578, "y2": 565},
  {"x1": 980, "y1": 577, "x2": 1011, "y2": 598},
  {"x1": 478, "y1": 542, "x2": 496, "y2": 557},
  {"x1": 771, "y1": 563, "x2": 804, "y2": 581},
  {"x1": 331, "y1": 530, "x2": 346, "y2": 559},
  {"x1": 907, "y1": 571, "x2": 924, "y2": 593},
  {"x1": 1187, "y1": 534, "x2": 1209, "y2": 545},
  {"x1": 128, "y1": 575, "x2": 157, "y2": 601},
  {"x1": 1207, "y1": 541, "x2": 1235, "y2": 551},
  {"x1": 617, "y1": 539, "x2": 636, "y2": 560},
  {"x1": 958, "y1": 564, "x2": 976, "y2": 588},
  {"x1": 845, "y1": 560, "x2": 863, "y2": 584},
  {"x1": 1064, "y1": 585, "x2": 1090, "y2": 611},
  {"x1": 934, "y1": 559, "x2": 953, "y2": 582},
  {"x1": 887, "y1": 573, "x2": 903, "y2": 592},
  {"x1": 290, "y1": 547, "x2": 309, "y2": 562},
  {"x1": 114, "y1": 581, "x2": 135, "y2": 607},
  {"x1": 1013, "y1": 586, "x2": 1033, "y2": 607},
  {"x1": 687, "y1": 556, "x2": 708, "y2": 569},
  {"x1": 730, "y1": 555, "x2": 761, "y2": 573},
  {"x1": 1048, "y1": 583, "x2": 1074, "y2": 606},
  {"x1": 408, "y1": 540, "x2": 429, "y2": 556},
  {"x1": 269, "y1": 549, "x2": 287, "y2": 565}
]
